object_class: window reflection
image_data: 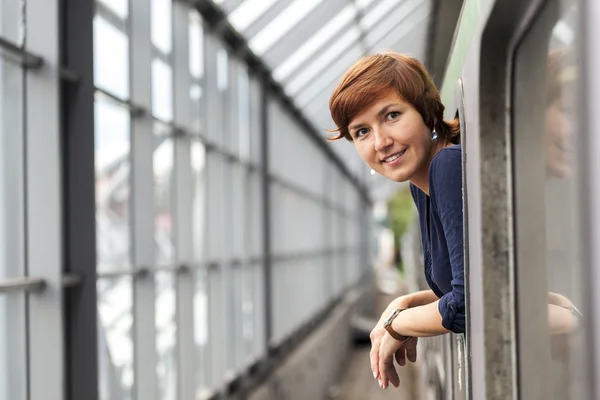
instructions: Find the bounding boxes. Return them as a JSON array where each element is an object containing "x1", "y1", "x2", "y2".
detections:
[
  {"x1": 543, "y1": 6, "x2": 587, "y2": 398},
  {"x1": 95, "y1": 96, "x2": 131, "y2": 272},
  {"x1": 98, "y1": 276, "x2": 134, "y2": 400}
]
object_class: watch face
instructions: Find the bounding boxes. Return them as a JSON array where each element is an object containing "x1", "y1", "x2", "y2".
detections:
[{"x1": 384, "y1": 309, "x2": 400, "y2": 326}]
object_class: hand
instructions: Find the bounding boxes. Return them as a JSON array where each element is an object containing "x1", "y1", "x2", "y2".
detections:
[
  {"x1": 369, "y1": 296, "x2": 415, "y2": 389},
  {"x1": 370, "y1": 332, "x2": 417, "y2": 389}
]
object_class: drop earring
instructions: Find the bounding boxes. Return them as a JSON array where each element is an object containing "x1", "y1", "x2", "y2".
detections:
[
  {"x1": 432, "y1": 129, "x2": 438, "y2": 141},
  {"x1": 370, "y1": 169, "x2": 376, "y2": 176}
]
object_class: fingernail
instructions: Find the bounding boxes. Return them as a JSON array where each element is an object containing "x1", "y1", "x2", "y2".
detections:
[
  {"x1": 373, "y1": 372, "x2": 377, "y2": 379},
  {"x1": 378, "y1": 379, "x2": 382, "y2": 388}
]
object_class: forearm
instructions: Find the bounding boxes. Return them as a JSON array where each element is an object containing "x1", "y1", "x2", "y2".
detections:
[
  {"x1": 401, "y1": 290, "x2": 439, "y2": 308},
  {"x1": 390, "y1": 300, "x2": 450, "y2": 337}
]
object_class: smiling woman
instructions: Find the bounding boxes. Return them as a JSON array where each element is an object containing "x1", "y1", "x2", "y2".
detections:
[{"x1": 328, "y1": 51, "x2": 463, "y2": 391}]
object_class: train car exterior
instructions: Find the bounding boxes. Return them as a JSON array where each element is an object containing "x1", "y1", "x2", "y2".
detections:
[{"x1": 408, "y1": 0, "x2": 600, "y2": 398}]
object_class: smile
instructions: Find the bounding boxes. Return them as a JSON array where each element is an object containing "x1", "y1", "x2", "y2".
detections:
[{"x1": 382, "y1": 149, "x2": 406, "y2": 165}]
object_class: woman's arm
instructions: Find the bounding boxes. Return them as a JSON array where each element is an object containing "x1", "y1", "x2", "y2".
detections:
[
  {"x1": 401, "y1": 290, "x2": 439, "y2": 308},
  {"x1": 390, "y1": 300, "x2": 450, "y2": 337}
]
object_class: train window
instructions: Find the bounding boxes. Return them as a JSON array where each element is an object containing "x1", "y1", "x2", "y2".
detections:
[{"x1": 512, "y1": 0, "x2": 591, "y2": 398}]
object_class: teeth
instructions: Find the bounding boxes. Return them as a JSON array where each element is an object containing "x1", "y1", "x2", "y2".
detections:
[{"x1": 384, "y1": 151, "x2": 404, "y2": 163}]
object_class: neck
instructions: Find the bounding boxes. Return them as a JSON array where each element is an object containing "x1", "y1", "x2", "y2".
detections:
[{"x1": 410, "y1": 141, "x2": 449, "y2": 195}]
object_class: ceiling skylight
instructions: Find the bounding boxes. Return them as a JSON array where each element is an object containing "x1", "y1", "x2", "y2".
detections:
[
  {"x1": 249, "y1": 0, "x2": 325, "y2": 56},
  {"x1": 273, "y1": 4, "x2": 357, "y2": 82},
  {"x1": 229, "y1": 0, "x2": 281, "y2": 33},
  {"x1": 285, "y1": 26, "x2": 362, "y2": 96}
]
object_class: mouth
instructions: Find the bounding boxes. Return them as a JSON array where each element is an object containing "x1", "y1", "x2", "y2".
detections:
[{"x1": 381, "y1": 149, "x2": 407, "y2": 166}]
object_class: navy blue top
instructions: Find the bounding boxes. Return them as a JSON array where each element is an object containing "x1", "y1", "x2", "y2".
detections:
[{"x1": 410, "y1": 144, "x2": 465, "y2": 334}]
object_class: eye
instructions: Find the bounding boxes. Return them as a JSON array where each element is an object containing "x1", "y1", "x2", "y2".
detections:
[
  {"x1": 386, "y1": 111, "x2": 400, "y2": 120},
  {"x1": 355, "y1": 127, "x2": 369, "y2": 138}
]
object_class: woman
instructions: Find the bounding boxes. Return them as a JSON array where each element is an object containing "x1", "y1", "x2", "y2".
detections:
[{"x1": 328, "y1": 52, "x2": 463, "y2": 390}]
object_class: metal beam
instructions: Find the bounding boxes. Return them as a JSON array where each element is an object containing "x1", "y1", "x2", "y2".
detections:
[
  {"x1": 424, "y1": 0, "x2": 464, "y2": 87},
  {"x1": 260, "y1": 80, "x2": 274, "y2": 350}
]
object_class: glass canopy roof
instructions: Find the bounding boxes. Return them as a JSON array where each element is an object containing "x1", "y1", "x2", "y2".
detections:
[{"x1": 212, "y1": 0, "x2": 433, "y2": 198}]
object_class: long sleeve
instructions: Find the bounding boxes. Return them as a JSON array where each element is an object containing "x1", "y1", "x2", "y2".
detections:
[{"x1": 430, "y1": 148, "x2": 466, "y2": 333}]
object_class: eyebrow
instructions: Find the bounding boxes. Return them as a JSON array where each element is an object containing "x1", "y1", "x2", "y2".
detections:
[{"x1": 348, "y1": 103, "x2": 400, "y2": 132}]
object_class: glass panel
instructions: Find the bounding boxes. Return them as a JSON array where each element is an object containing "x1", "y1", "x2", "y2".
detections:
[
  {"x1": 153, "y1": 123, "x2": 174, "y2": 266},
  {"x1": 189, "y1": 11, "x2": 204, "y2": 80},
  {"x1": 248, "y1": 0, "x2": 325, "y2": 55},
  {"x1": 189, "y1": 10, "x2": 204, "y2": 134},
  {"x1": 99, "y1": 0, "x2": 129, "y2": 19},
  {"x1": 152, "y1": 0, "x2": 172, "y2": 54},
  {"x1": 152, "y1": 59, "x2": 174, "y2": 122},
  {"x1": 0, "y1": 0, "x2": 23, "y2": 45},
  {"x1": 155, "y1": 272, "x2": 177, "y2": 400},
  {"x1": 241, "y1": 261, "x2": 255, "y2": 360},
  {"x1": 95, "y1": 96, "x2": 131, "y2": 273},
  {"x1": 232, "y1": 263, "x2": 245, "y2": 369},
  {"x1": 191, "y1": 141, "x2": 206, "y2": 262},
  {"x1": 238, "y1": 67, "x2": 250, "y2": 161},
  {"x1": 190, "y1": 83, "x2": 203, "y2": 134},
  {"x1": 98, "y1": 276, "x2": 134, "y2": 400},
  {"x1": 194, "y1": 269, "x2": 209, "y2": 397},
  {"x1": 272, "y1": 4, "x2": 356, "y2": 82},
  {"x1": 228, "y1": 0, "x2": 280, "y2": 33},
  {"x1": 217, "y1": 49, "x2": 229, "y2": 93},
  {"x1": 94, "y1": 15, "x2": 130, "y2": 99}
]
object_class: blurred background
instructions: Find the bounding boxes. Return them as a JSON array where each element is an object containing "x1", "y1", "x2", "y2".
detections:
[{"x1": 0, "y1": 0, "x2": 465, "y2": 399}]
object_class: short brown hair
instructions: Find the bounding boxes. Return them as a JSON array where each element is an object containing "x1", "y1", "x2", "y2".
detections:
[{"x1": 328, "y1": 51, "x2": 459, "y2": 143}]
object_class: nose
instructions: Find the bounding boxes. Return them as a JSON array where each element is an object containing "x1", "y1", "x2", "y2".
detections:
[{"x1": 373, "y1": 127, "x2": 393, "y2": 153}]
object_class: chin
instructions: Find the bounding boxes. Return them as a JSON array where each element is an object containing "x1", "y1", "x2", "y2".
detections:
[{"x1": 384, "y1": 169, "x2": 412, "y2": 183}]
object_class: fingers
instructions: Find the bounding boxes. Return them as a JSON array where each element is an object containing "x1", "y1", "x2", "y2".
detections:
[
  {"x1": 369, "y1": 330, "x2": 381, "y2": 379},
  {"x1": 378, "y1": 354, "x2": 391, "y2": 389},
  {"x1": 370, "y1": 343, "x2": 380, "y2": 379},
  {"x1": 406, "y1": 344, "x2": 417, "y2": 363},
  {"x1": 386, "y1": 361, "x2": 400, "y2": 388},
  {"x1": 395, "y1": 349, "x2": 406, "y2": 366}
]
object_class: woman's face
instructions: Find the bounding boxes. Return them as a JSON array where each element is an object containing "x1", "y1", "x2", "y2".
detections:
[
  {"x1": 348, "y1": 91, "x2": 434, "y2": 183},
  {"x1": 545, "y1": 96, "x2": 575, "y2": 179}
]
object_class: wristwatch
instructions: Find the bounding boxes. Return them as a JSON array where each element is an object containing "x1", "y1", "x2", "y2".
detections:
[{"x1": 383, "y1": 309, "x2": 412, "y2": 343}]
